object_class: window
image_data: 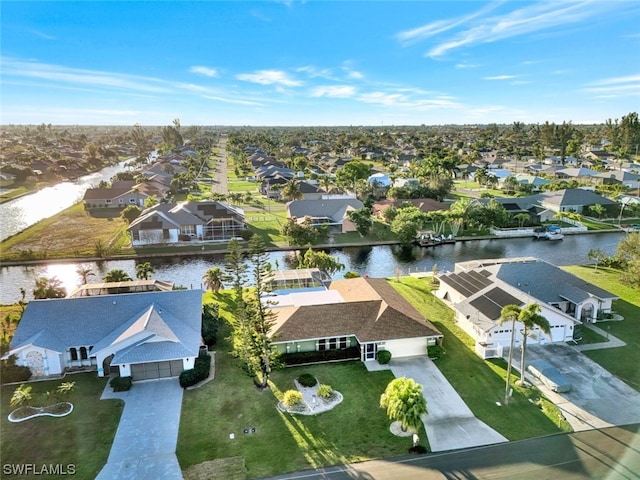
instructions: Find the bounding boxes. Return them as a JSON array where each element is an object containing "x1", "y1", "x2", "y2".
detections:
[
  {"x1": 118, "y1": 199, "x2": 124, "y2": 204},
  {"x1": 70, "y1": 348, "x2": 78, "y2": 361},
  {"x1": 129, "y1": 198, "x2": 137, "y2": 204},
  {"x1": 80, "y1": 347, "x2": 88, "y2": 360},
  {"x1": 105, "y1": 199, "x2": 112, "y2": 204},
  {"x1": 318, "y1": 337, "x2": 348, "y2": 351}
]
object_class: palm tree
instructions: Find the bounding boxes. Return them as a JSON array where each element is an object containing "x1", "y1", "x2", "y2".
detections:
[
  {"x1": 499, "y1": 304, "x2": 522, "y2": 404},
  {"x1": 513, "y1": 213, "x2": 530, "y2": 228},
  {"x1": 448, "y1": 198, "x2": 480, "y2": 234},
  {"x1": 76, "y1": 266, "x2": 95, "y2": 285},
  {"x1": 103, "y1": 269, "x2": 133, "y2": 283},
  {"x1": 10, "y1": 384, "x2": 32, "y2": 408},
  {"x1": 281, "y1": 178, "x2": 303, "y2": 201},
  {"x1": 33, "y1": 276, "x2": 67, "y2": 299},
  {"x1": 202, "y1": 267, "x2": 224, "y2": 293},
  {"x1": 518, "y1": 303, "x2": 551, "y2": 386},
  {"x1": 135, "y1": 262, "x2": 155, "y2": 280},
  {"x1": 380, "y1": 377, "x2": 427, "y2": 432}
]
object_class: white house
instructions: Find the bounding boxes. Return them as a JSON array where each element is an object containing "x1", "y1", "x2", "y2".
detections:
[
  {"x1": 4, "y1": 290, "x2": 203, "y2": 381},
  {"x1": 437, "y1": 258, "x2": 617, "y2": 359}
]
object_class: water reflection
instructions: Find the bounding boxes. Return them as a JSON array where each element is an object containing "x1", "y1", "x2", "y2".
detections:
[{"x1": 0, "y1": 232, "x2": 625, "y2": 304}]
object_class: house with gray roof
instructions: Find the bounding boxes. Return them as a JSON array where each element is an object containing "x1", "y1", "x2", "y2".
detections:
[
  {"x1": 5, "y1": 289, "x2": 203, "y2": 381},
  {"x1": 128, "y1": 200, "x2": 245, "y2": 245},
  {"x1": 83, "y1": 181, "x2": 149, "y2": 209},
  {"x1": 436, "y1": 258, "x2": 616, "y2": 359},
  {"x1": 270, "y1": 277, "x2": 442, "y2": 361},
  {"x1": 286, "y1": 197, "x2": 363, "y2": 233}
]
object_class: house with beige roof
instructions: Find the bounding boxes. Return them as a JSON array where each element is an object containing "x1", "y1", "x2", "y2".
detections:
[{"x1": 268, "y1": 277, "x2": 443, "y2": 362}]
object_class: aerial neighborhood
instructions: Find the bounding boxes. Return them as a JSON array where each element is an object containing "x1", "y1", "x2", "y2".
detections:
[{"x1": 1, "y1": 117, "x2": 640, "y2": 479}]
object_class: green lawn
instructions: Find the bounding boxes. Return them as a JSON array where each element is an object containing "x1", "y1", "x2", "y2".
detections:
[
  {"x1": 0, "y1": 373, "x2": 123, "y2": 479},
  {"x1": 562, "y1": 266, "x2": 640, "y2": 391},
  {"x1": 177, "y1": 293, "x2": 418, "y2": 478},
  {"x1": 389, "y1": 277, "x2": 571, "y2": 439}
]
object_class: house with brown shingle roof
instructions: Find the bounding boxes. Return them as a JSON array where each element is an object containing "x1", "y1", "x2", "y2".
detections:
[{"x1": 270, "y1": 277, "x2": 443, "y2": 362}]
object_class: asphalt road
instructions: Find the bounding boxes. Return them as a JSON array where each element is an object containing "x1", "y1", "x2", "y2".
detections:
[{"x1": 262, "y1": 424, "x2": 640, "y2": 480}]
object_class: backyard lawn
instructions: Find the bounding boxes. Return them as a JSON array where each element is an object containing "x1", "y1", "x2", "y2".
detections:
[
  {"x1": 562, "y1": 266, "x2": 640, "y2": 392},
  {"x1": 0, "y1": 373, "x2": 123, "y2": 479}
]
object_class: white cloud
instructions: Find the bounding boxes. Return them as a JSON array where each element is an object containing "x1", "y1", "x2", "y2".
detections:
[
  {"x1": 396, "y1": 2, "x2": 501, "y2": 46},
  {"x1": 584, "y1": 74, "x2": 640, "y2": 97},
  {"x1": 423, "y1": 2, "x2": 623, "y2": 57},
  {"x1": 203, "y1": 95, "x2": 264, "y2": 106},
  {"x1": 28, "y1": 29, "x2": 56, "y2": 40},
  {"x1": 190, "y1": 66, "x2": 219, "y2": 78},
  {"x1": 484, "y1": 75, "x2": 518, "y2": 80},
  {"x1": 311, "y1": 85, "x2": 356, "y2": 98},
  {"x1": 236, "y1": 69, "x2": 302, "y2": 87},
  {"x1": 456, "y1": 63, "x2": 481, "y2": 69},
  {"x1": 296, "y1": 65, "x2": 335, "y2": 80}
]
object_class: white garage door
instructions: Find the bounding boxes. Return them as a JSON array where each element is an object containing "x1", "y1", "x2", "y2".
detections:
[{"x1": 130, "y1": 360, "x2": 183, "y2": 380}]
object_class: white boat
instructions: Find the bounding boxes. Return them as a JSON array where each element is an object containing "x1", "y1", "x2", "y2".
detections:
[{"x1": 543, "y1": 231, "x2": 564, "y2": 240}]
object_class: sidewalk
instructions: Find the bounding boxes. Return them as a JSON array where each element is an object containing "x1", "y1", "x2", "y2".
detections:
[{"x1": 572, "y1": 323, "x2": 626, "y2": 352}]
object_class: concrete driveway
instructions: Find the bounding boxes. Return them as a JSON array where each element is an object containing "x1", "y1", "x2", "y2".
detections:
[
  {"x1": 390, "y1": 356, "x2": 507, "y2": 452},
  {"x1": 520, "y1": 344, "x2": 640, "y2": 431},
  {"x1": 96, "y1": 379, "x2": 184, "y2": 480}
]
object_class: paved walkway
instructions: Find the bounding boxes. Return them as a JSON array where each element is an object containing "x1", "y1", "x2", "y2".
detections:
[
  {"x1": 389, "y1": 356, "x2": 508, "y2": 452},
  {"x1": 96, "y1": 379, "x2": 184, "y2": 480},
  {"x1": 573, "y1": 323, "x2": 626, "y2": 351}
]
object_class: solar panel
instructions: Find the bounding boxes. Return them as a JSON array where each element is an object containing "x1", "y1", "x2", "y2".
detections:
[
  {"x1": 441, "y1": 275, "x2": 474, "y2": 296},
  {"x1": 485, "y1": 287, "x2": 521, "y2": 308},
  {"x1": 470, "y1": 296, "x2": 502, "y2": 320}
]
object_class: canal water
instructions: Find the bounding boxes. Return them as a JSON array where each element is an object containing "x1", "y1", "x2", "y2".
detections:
[
  {"x1": 0, "y1": 159, "x2": 133, "y2": 241},
  {"x1": 0, "y1": 232, "x2": 624, "y2": 304}
]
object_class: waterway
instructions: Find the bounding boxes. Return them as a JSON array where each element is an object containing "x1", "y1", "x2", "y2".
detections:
[
  {"x1": 0, "y1": 231, "x2": 624, "y2": 304},
  {"x1": 0, "y1": 159, "x2": 133, "y2": 241}
]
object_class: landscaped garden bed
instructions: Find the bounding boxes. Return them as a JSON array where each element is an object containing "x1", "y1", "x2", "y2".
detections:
[{"x1": 8, "y1": 402, "x2": 73, "y2": 422}]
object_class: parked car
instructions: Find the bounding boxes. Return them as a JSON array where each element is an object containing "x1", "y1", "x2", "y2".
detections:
[{"x1": 527, "y1": 360, "x2": 572, "y2": 393}]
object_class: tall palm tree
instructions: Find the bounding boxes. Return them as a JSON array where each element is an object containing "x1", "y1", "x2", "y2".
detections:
[
  {"x1": 499, "y1": 304, "x2": 522, "y2": 404},
  {"x1": 281, "y1": 178, "x2": 303, "y2": 201},
  {"x1": 202, "y1": 267, "x2": 224, "y2": 293},
  {"x1": 103, "y1": 269, "x2": 132, "y2": 283},
  {"x1": 135, "y1": 262, "x2": 155, "y2": 280},
  {"x1": 518, "y1": 303, "x2": 551, "y2": 386}
]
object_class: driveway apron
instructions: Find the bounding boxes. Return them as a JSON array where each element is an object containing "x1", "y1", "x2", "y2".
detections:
[
  {"x1": 96, "y1": 379, "x2": 184, "y2": 480},
  {"x1": 390, "y1": 356, "x2": 507, "y2": 452}
]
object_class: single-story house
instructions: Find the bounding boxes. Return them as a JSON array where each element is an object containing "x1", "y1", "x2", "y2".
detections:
[
  {"x1": 83, "y1": 181, "x2": 149, "y2": 209},
  {"x1": 4, "y1": 289, "x2": 203, "y2": 380},
  {"x1": 286, "y1": 198, "x2": 364, "y2": 233},
  {"x1": 592, "y1": 171, "x2": 640, "y2": 190},
  {"x1": 532, "y1": 188, "x2": 617, "y2": 214},
  {"x1": 436, "y1": 257, "x2": 617, "y2": 359},
  {"x1": 68, "y1": 279, "x2": 175, "y2": 298},
  {"x1": 128, "y1": 200, "x2": 246, "y2": 245},
  {"x1": 269, "y1": 277, "x2": 443, "y2": 361}
]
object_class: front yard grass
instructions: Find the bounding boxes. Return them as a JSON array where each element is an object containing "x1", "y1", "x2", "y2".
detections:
[
  {"x1": 0, "y1": 373, "x2": 123, "y2": 479},
  {"x1": 390, "y1": 277, "x2": 572, "y2": 439},
  {"x1": 177, "y1": 296, "x2": 416, "y2": 478},
  {"x1": 562, "y1": 266, "x2": 640, "y2": 391}
]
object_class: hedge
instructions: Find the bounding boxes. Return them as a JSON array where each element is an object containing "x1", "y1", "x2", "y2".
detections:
[
  {"x1": 281, "y1": 347, "x2": 360, "y2": 366},
  {"x1": 179, "y1": 353, "x2": 211, "y2": 388},
  {"x1": 110, "y1": 376, "x2": 132, "y2": 392}
]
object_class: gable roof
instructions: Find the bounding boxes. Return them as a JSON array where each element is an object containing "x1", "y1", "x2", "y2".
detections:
[
  {"x1": 287, "y1": 198, "x2": 364, "y2": 221},
  {"x1": 271, "y1": 277, "x2": 442, "y2": 343},
  {"x1": 10, "y1": 290, "x2": 203, "y2": 363}
]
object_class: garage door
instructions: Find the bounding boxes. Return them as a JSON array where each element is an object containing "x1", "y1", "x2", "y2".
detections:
[{"x1": 130, "y1": 360, "x2": 183, "y2": 380}]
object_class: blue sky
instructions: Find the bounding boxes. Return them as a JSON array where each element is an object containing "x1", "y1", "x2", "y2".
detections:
[{"x1": 1, "y1": 1, "x2": 639, "y2": 126}]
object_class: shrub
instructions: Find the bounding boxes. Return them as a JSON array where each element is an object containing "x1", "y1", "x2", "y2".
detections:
[
  {"x1": 110, "y1": 376, "x2": 132, "y2": 392},
  {"x1": 428, "y1": 345, "x2": 446, "y2": 358},
  {"x1": 344, "y1": 271, "x2": 361, "y2": 279},
  {"x1": 317, "y1": 384, "x2": 333, "y2": 399},
  {"x1": 283, "y1": 390, "x2": 303, "y2": 407},
  {"x1": 409, "y1": 445, "x2": 428, "y2": 454},
  {"x1": 297, "y1": 373, "x2": 317, "y2": 388},
  {"x1": 281, "y1": 347, "x2": 359, "y2": 366},
  {"x1": 1, "y1": 355, "x2": 32, "y2": 384},
  {"x1": 377, "y1": 350, "x2": 392, "y2": 364},
  {"x1": 179, "y1": 353, "x2": 211, "y2": 388}
]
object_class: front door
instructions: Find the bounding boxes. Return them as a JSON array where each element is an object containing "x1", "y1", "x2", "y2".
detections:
[{"x1": 364, "y1": 343, "x2": 377, "y2": 361}]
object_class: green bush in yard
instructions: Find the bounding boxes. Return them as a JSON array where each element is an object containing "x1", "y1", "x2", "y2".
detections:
[
  {"x1": 297, "y1": 373, "x2": 317, "y2": 387},
  {"x1": 283, "y1": 390, "x2": 303, "y2": 407},
  {"x1": 317, "y1": 384, "x2": 333, "y2": 398},
  {"x1": 377, "y1": 350, "x2": 392, "y2": 364},
  {"x1": 110, "y1": 376, "x2": 132, "y2": 392},
  {"x1": 1, "y1": 355, "x2": 32, "y2": 384},
  {"x1": 179, "y1": 353, "x2": 211, "y2": 388},
  {"x1": 428, "y1": 345, "x2": 446, "y2": 358}
]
